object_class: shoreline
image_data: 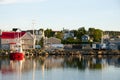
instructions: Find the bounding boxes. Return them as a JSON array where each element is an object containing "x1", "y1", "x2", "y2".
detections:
[{"x1": 0, "y1": 49, "x2": 120, "y2": 57}]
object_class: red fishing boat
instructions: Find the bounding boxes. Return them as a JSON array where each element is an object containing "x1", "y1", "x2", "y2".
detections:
[
  {"x1": 9, "y1": 28, "x2": 25, "y2": 60},
  {"x1": 10, "y1": 43, "x2": 24, "y2": 60},
  {"x1": 0, "y1": 28, "x2": 27, "y2": 60}
]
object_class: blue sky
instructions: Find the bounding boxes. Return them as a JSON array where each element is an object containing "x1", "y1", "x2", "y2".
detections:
[{"x1": 0, "y1": 0, "x2": 120, "y2": 31}]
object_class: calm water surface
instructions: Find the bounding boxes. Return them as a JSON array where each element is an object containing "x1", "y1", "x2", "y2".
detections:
[{"x1": 0, "y1": 55, "x2": 120, "y2": 80}]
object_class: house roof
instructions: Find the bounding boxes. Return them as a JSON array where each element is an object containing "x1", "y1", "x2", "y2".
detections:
[
  {"x1": 46, "y1": 37, "x2": 61, "y2": 44},
  {"x1": 0, "y1": 31, "x2": 26, "y2": 39},
  {"x1": 81, "y1": 34, "x2": 89, "y2": 38}
]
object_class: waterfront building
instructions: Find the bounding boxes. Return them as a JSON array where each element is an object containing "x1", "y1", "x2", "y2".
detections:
[
  {"x1": 104, "y1": 31, "x2": 120, "y2": 38},
  {"x1": 45, "y1": 37, "x2": 61, "y2": 44},
  {"x1": 0, "y1": 31, "x2": 35, "y2": 50},
  {"x1": 107, "y1": 38, "x2": 120, "y2": 50},
  {"x1": 44, "y1": 37, "x2": 63, "y2": 50},
  {"x1": 81, "y1": 34, "x2": 91, "y2": 49}
]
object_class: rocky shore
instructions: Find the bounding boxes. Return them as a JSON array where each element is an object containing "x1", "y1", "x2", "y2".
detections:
[{"x1": 0, "y1": 49, "x2": 120, "y2": 57}]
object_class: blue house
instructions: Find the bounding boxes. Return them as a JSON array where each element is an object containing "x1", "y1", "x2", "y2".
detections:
[
  {"x1": 63, "y1": 29, "x2": 74, "y2": 40},
  {"x1": 81, "y1": 35, "x2": 91, "y2": 49},
  {"x1": 81, "y1": 35, "x2": 90, "y2": 42}
]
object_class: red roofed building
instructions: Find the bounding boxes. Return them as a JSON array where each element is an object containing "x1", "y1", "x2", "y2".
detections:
[
  {"x1": 1, "y1": 32, "x2": 26, "y2": 39},
  {"x1": 0, "y1": 31, "x2": 35, "y2": 50}
]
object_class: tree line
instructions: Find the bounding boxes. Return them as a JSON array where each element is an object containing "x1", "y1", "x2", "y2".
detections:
[
  {"x1": 43, "y1": 27, "x2": 103, "y2": 44},
  {"x1": 36, "y1": 27, "x2": 103, "y2": 46}
]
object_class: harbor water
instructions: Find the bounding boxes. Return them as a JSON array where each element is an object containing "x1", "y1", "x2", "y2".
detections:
[{"x1": 0, "y1": 55, "x2": 120, "y2": 80}]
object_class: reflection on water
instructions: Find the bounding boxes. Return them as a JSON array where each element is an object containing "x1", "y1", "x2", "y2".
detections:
[{"x1": 0, "y1": 55, "x2": 120, "y2": 80}]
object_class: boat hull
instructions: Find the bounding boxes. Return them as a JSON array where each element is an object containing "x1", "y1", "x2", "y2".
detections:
[{"x1": 10, "y1": 53, "x2": 24, "y2": 60}]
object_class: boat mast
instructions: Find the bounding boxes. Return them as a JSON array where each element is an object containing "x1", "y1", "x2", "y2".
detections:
[{"x1": 32, "y1": 20, "x2": 35, "y2": 49}]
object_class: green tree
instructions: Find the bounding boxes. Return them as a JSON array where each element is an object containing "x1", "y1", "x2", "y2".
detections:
[
  {"x1": 62, "y1": 37, "x2": 80, "y2": 44},
  {"x1": 35, "y1": 40, "x2": 39, "y2": 45},
  {"x1": 44, "y1": 29, "x2": 54, "y2": 38},
  {"x1": 88, "y1": 28, "x2": 102, "y2": 42},
  {"x1": 88, "y1": 28, "x2": 95, "y2": 40},
  {"x1": 54, "y1": 31, "x2": 63, "y2": 40},
  {"x1": 77, "y1": 27, "x2": 87, "y2": 40},
  {"x1": 39, "y1": 28, "x2": 44, "y2": 31},
  {"x1": 94, "y1": 29, "x2": 102, "y2": 42},
  {"x1": 38, "y1": 37, "x2": 44, "y2": 48},
  {"x1": 71, "y1": 30, "x2": 77, "y2": 37}
]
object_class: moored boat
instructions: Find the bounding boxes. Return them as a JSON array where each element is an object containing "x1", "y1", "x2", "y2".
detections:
[
  {"x1": 10, "y1": 52, "x2": 24, "y2": 60},
  {"x1": 10, "y1": 28, "x2": 24, "y2": 60},
  {"x1": 10, "y1": 42, "x2": 24, "y2": 60}
]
